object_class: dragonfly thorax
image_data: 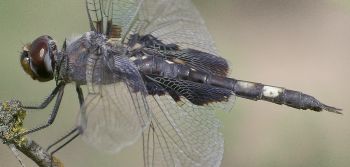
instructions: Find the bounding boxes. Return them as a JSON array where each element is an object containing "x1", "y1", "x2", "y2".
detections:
[{"x1": 55, "y1": 31, "x2": 125, "y2": 85}]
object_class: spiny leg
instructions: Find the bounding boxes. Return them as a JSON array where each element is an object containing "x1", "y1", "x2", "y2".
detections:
[
  {"x1": 50, "y1": 131, "x2": 80, "y2": 156},
  {"x1": 6, "y1": 82, "x2": 65, "y2": 142},
  {"x1": 46, "y1": 127, "x2": 79, "y2": 152},
  {"x1": 76, "y1": 84, "x2": 84, "y2": 106},
  {"x1": 10, "y1": 83, "x2": 65, "y2": 140},
  {"x1": 46, "y1": 84, "x2": 85, "y2": 155},
  {"x1": 47, "y1": 127, "x2": 80, "y2": 167},
  {"x1": 24, "y1": 82, "x2": 65, "y2": 109}
]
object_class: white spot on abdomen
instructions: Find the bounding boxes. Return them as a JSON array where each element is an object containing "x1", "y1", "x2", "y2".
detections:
[
  {"x1": 262, "y1": 86, "x2": 283, "y2": 98},
  {"x1": 129, "y1": 56, "x2": 137, "y2": 61},
  {"x1": 237, "y1": 81, "x2": 255, "y2": 89}
]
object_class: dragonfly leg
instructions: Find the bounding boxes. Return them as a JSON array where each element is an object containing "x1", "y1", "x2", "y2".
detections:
[
  {"x1": 76, "y1": 84, "x2": 84, "y2": 106},
  {"x1": 23, "y1": 82, "x2": 65, "y2": 109},
  {"x1": 47, "y1": 127, "x2": 80, "y2": 167},
  {"x1": 9, "y1": 84, "x2": 65, "y2": 140},
  {"x1": 51, "y1": 132, "x2": 80, "y2": 155},
  {"x1": 46, "y1": 127, "x2": 80, "y2": 153},
  {"x1": 46, "y1": 85, "x2": 84, "y2": 154}
]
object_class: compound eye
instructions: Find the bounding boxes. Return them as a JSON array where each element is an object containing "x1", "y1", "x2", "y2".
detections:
[
  {"x1": 20, "y1": 47, "x2": 36, "y2": 79},
  {"x1": 20, "y1": 35, "x2": 56, "y2": 82}
]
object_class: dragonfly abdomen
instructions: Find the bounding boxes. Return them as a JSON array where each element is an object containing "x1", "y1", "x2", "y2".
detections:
[
  {"x1": 226, "y1": 80, "x2": 341, "y2": 113},
  {"x1": 136, "y1": 55, "x2": 341, "y2": 113}
]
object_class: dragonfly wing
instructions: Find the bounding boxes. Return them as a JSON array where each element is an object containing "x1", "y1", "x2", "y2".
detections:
[
  {"x1": 86, "y1": 0, "x2": 143, "y2": 38},
  {"x1": 129, "y1": 0, "x2": 218, "y2": 55},
  {"x1": 127, "y1": 0, "x2": 229, "y2": 76},
  {"x1": 143, "y1": 94, "x2": 230, "y2": 167},
  {"x1": 78, "y1": 52, "x2": 150, "y2": 153},
  {"x1": 89, "y1": 0, "x2": 229, "y2": 75},
  {"x1": 141, "y1": 76, "x2": 236, "y2": 167}
]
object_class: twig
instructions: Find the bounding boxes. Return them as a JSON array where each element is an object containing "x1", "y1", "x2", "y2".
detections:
[{"x1": 0, "y1": 99, "x2": 64, "y2": 167}]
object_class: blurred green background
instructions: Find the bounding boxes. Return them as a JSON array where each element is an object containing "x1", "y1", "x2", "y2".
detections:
[{"x1": 0, "y1": 0, "x2": 349, "y2": 166}]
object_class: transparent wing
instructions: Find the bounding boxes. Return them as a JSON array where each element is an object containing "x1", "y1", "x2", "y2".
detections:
[
  {"x1": 131, "y1": 0, "x2": 218, "y2": 55},
  {"x1": 85, "y1": 0, "x2": 224, "y2": 71},
  {"x1": 86, "y1": 0, "x2": 143, "y2": 39},
  {"x1": 87, "y1": 0, "x2": 229, "y2": 77},
  {"x1": 123, "y1": 0, "x2": 230, "y2": 76},
  {"x1": 128, "y1": 35, "x2": 229, "y2": 76},
  {"x1": 85, "y1": 0, "x2": 233, "y2": 165},
  {"x1": 142, "y1": 76, "x2": 235, "y2": 167},
  {"x1": 86, "y1": 0, "x2": 106, "y2": 33},
  {"x1": 93, "y1": 0, "x2": 218, "y2": 55},
  {"x1": 143, "y1": 94, "x2": 234, "y2": 167},
  {"x1": 78, "y1": 52, "x2": 150, "y2": 153}
]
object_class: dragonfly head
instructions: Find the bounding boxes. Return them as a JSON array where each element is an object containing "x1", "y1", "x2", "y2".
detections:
[{"x1": 20, "y1": 35, "x2": 57, "y2": 82}]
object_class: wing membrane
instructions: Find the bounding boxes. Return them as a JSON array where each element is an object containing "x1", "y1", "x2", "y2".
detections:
[
  {"x1": 92, "y1": 0, "x2": 220, "y2": 56},
  {"x1": 143, "y1": 94, "x2": 229, "y2": 167},
  {"x1": 142, "y1": 75, "x2": 235, "y2": 167},
  {"x1": 127, "y1": 0, "x2": 230, "y2": 76},
  {"x1": 86, "y1": 0, "x2": 143, "y2": 39},
  {"x1": 84, "y1": 0, "x2": 235, "y2": 165},
  {"x1": 86, "y1": 0, "x2": 230, "y2": 74},
  {"x1": 128, "y1": 34, "x2": 229, "y2": 76},
  {"x1": 122, "y1": 0, "x2": 219, "y2": 56},
  {"x1": 86, "y1": 0, "x2": 105, "y2": 33},
  {"x1": 78, "y1": 52, "x2": 150, "y2": 153}
]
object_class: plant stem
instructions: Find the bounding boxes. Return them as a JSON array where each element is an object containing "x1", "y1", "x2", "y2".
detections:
[{"x1": 0, "y1": 99, "x2": 63, "y2": 167}]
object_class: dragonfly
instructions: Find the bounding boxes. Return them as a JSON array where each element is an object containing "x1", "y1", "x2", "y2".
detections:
[{"x1": 16, "y1": 0, "x2": 341, "y2": 166}]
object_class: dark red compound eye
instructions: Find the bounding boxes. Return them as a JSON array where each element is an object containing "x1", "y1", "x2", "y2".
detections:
[{"x1": 20, "y1": 35, "x2": 57, "y2": 82}]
